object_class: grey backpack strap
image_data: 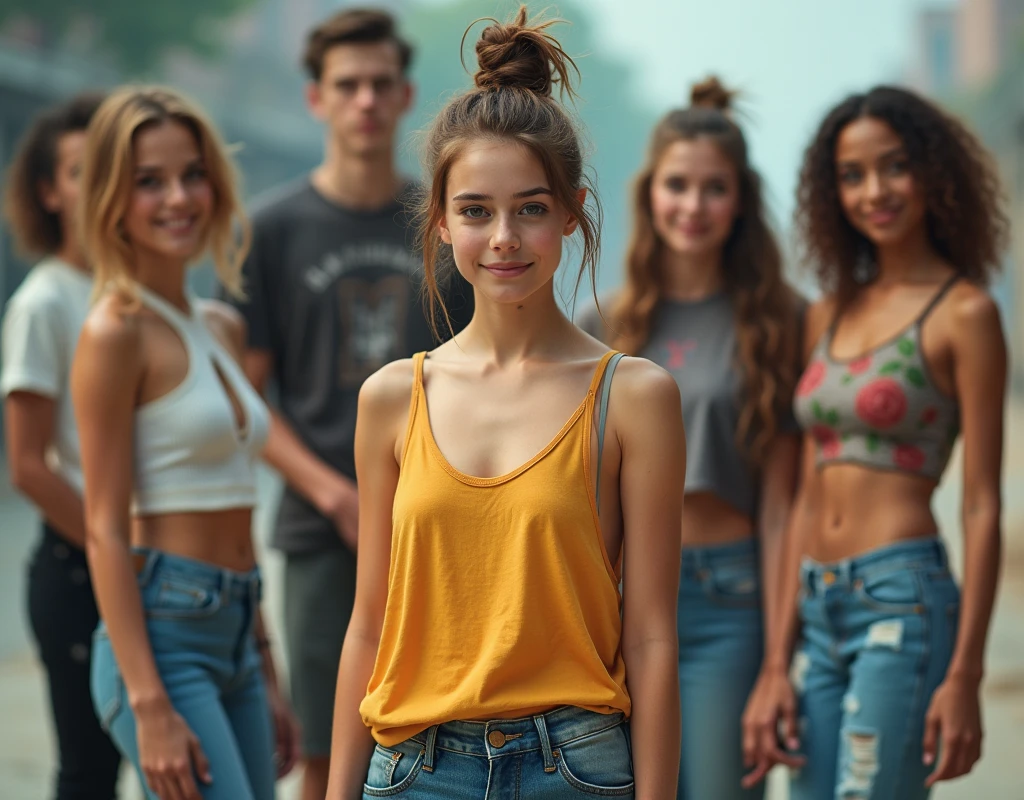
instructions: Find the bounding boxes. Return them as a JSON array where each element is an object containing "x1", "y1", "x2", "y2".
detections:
[{"x1": 595, "y1": 353, "x2": 625, "y2": 512}]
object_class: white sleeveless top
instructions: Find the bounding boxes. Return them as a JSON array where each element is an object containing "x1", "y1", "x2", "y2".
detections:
[{"x1": 132, "y1": 287, "x2": 270, "y2": 515}]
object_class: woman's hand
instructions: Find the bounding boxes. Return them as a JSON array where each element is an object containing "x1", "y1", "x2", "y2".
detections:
[
  {"x1": 135, "y1": 700, "x2": 211, "y2": 800},
  {"x1": 268, "y1": 685, "x2": 302, "y2": 778},
  {"x1": 741, "y1": 669, "x2": 805, "y2": 788},
  {"x1": 923, "y1": 675, "x2": 983, "y2": 787}
]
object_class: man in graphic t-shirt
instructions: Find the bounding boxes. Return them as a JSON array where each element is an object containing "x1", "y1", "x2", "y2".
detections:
[{"x1": 226, "y1": 9, "x2": 471, "y2": 799}]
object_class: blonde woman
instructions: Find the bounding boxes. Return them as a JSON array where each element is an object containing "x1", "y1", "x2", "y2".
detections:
[{"x1": 72, "y1": 87, "x2": 298, "y2": 800}]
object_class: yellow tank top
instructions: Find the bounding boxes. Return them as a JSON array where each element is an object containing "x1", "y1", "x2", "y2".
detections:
[{"x1": 360, "y1": 351, "x2": 631, "y2": 746}]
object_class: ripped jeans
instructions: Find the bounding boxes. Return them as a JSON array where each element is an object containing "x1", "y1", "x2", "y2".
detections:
[{"x1": 788, "y1": 538, "x2": 959, "y2": 800}]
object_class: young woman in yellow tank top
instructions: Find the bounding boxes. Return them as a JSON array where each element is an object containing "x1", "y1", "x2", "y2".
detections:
[{"x1": 326, "y1": 9, "x2": 685, "y2": 800}]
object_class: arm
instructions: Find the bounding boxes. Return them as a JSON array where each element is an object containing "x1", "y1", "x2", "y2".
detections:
[
  {"x1": 242, "y1": 348, "x2": 358, "y2": 550},
  {"x1": 326, "y1": 363, "x2": 410, "y2": 800},
  {"x1": 923, "y1": 290, "x2": 1006, "y2": 786},
  {"x1": 617, "y1": 361, "x2": 685, "y2": 800},
  {"x1": 72, "y1": 303, "x2": 211, "y2": 799},
  {"x1": 4, "y1": 392, "x2": 86, "y2": 545}
]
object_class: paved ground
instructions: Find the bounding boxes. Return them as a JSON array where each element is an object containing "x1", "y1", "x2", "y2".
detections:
[{"x1": 2, "y1": 401, "x2": 1023, "y2": 800}]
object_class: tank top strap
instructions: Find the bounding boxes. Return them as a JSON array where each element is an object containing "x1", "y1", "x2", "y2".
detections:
[
  {"x1": 916, "y1": 275, "x2": 960, "y2": 328},
  {"x1": 583, "y1": 351, "x2": 621, "y2": 511},
  {"x1": 137, "y1": 285, "x2": 200, "y2": 351},
  {"x1": 401, "y1": 352, "x2": 429, "y2": 468}
]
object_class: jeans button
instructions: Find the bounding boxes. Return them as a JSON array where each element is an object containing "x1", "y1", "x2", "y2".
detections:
[{"x1": 488, "y1": 730, "x2": 507, "y2": 748}]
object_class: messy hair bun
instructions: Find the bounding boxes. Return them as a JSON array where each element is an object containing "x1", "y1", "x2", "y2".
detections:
[
  {"x1": 690, "y1": 76, "x2": 737, "y2": 112},
  {"x1": 470, "y1": 6, "x2": 578, "y2": 98}
]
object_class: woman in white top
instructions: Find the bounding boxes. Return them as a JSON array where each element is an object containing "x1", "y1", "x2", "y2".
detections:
[
  {"x1": 72, "y1": 86, "x2": 298, "y2": 800},
  {"x1": 1, "y1": 93, "x2": 123, "y2": 800}
]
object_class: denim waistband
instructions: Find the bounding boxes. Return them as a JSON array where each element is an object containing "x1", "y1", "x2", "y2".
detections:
[
  {"x1": 132, "y1": 547, "x2": 260, "y2": 604},
  {"x1": 407, "y1": 706, "x2": 626, "y2": 771},
  {"x1": 681, "y1": 537, "x2": 757, "y2": 576},
  {"x1": 800, "y1": 536, "x2": 947, "y2": 594}
]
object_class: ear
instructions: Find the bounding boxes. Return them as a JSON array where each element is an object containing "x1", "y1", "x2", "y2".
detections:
[
  {"x1": 562, "y1": 186, "x2": 588, "y2": 236},
  {"x1": 38, "y1": 180, "x2": 60, "y2": 213},
  {"x1": 438, "y1": 218, "x2": 452, "y2": 245},
  {"x1": 306, "y1": 81, "x2": 326, "y2": 122}
]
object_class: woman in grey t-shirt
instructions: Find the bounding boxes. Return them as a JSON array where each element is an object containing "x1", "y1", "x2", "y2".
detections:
[{"x1": 581, "y1": 77, "x2": 804, "y2": 799}]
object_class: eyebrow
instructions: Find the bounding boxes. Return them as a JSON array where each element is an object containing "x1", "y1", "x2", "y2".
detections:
[
  {"x1": 451, "y1": 187, "x2": 553, "y2": 202},
  {"x1": 133, "y1": 158, "x2": 204, "y2": 174},
  {"x1": 837, "y1": 146, "x2": 906, "y2": 167}
]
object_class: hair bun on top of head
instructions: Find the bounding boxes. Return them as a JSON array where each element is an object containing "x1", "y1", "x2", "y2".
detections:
[
  {"x1": 690, "y1": 76, "x2": 737, "y2": 112},
  {"x1": 470, "y1": 5, "x2": 579, "y2": 98}
]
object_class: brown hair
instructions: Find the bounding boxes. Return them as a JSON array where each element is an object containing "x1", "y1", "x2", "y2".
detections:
[
  {"x1": 3, "y1": 92, "x2": 105, "y2": 257},
  {"x1": 79, "y1": 86, "x2": 250, "y2": 302},
  {"x1": 303, "y1": 7, "x2": 414, "y2": 81},
  {"x1": 418, "y1": 6, "x2": 600, "y2": 336},
  {"x1": 797, "y1": 85, "x2": 1009, "y2": 308},
  {"x1": 609, "y1": 76, "x2": 800, "y2": 464}
]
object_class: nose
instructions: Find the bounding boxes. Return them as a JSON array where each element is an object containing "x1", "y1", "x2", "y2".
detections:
[
  {"x1": 864, "y1": 170, "x2": 885, "y2": 201},
  {"x1": 490, "y1": 214, "x2": 519, "y2": 252},
  {"x1": 165, "y1": 178, "x2": 189, "y2": 206},
  {"x1": 356, "y1": 82, "x2": 378, "y2": 110},
  {"x1": 680, "y1": 187, "x2": 703, "y2": 214}
]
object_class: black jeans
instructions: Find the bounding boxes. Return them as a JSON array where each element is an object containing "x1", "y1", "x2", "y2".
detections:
[{"x1": 27, "y1": 523, "x2": 121, "y2": 799}]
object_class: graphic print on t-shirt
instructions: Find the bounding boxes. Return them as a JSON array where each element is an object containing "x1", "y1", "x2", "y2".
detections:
[
  {"x1": 338, "y1": 274, "x2": 408, "y2": 386},
  {"x1": 665, "y1": 339, "x2": 697, "y2": 370}
]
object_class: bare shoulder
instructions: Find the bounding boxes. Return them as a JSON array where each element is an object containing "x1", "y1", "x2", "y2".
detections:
[
  {"x1": 359, "y1": 358, "x2": 416, "y2": 417},
  {"x1": 610, "y1": 356, "x2": 681, "y2": 413},
  {"x1": 945, "y1": 282, "x2": 1002, "y2": 334},
  {"x1": 197, "y1": 299, "x2": 246, "y2": 356},
  {"x1": 79, "y1": 293, "x2": 142, "y2": 360}
]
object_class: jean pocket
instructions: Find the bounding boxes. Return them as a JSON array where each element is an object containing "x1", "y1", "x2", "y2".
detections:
[
  {"x1": 90, "y1": 631, "x2": 124, "y2": 732},
  {"x1": 701, "y1": 558, "x2": 760, "y2": 609},
  {"x1": 555, "y1": 721, "x2": 635, "y2": 796},
  {"x1": 145, "y1": 578, "x2": 222, "y2": 620},
  {"x1": 363, "y1": 742, "x2": 424, "y2": 797},
  {"x1": 855, "y1": 569, "x2": 923, "y2": 614}
]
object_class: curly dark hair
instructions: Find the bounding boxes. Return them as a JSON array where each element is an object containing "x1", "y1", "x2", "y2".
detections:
[{"x1": 796, "y1": 85, "x2": 1009, "y2": 307}]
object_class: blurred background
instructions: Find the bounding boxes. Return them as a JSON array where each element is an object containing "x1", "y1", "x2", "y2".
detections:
[{"x1": 0, "y1": 0, "x2": 1021, "y2": 797}]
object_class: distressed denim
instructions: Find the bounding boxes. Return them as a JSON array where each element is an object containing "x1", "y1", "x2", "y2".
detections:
[
  {"x1": 789, "y1": 537, "x2": 960, "y2": 800},
  {"x1": 677, "y1": 539, "x2": 764, "y2": 800},
  {"x1": 362, "y1": 706, "x2": 633, "y2": 799},
  {"x1": 91, "y1": 549, "x2": 275, "y2": 800}
]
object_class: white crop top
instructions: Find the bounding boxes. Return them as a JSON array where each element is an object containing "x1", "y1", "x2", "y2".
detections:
[{"x1": 132, "y1": 287, "x2": 269, "y2": 515}]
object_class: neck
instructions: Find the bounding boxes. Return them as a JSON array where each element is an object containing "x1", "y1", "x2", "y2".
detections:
[
  {"x1": 659, "y1": 247, "x2": 725, "y2": 301},
  {"x1": 456, "y1": 281, "x2": 576, "y2": 366},
  {"x1": 134, "y1": 254, "x2": 190, "y2": 312},
  {"x1": 873, "y1": 226, "x2": 942, "y2": 286},
  {"x1": 312, "y1": 137, "x2": 400, "y2": 210},
  {"x1": 52, "y1": 241, "x2": 89, "y2": 273}
]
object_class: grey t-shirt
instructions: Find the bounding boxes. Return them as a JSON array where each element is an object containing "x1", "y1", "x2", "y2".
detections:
[
  {"x1": 580, "y1": 293, "x2": 780, "y2": 519},
  {"x1": 227, "y1": 178, "x2": 472, "y2": 553}
]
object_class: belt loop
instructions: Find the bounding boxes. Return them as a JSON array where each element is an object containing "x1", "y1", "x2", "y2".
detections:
[
  {"x1": 533, "y1": 714, "x2": 556, "y2": 773},
  {"x1": 133, "y1": 548, "x2": 159, "y2": 588},
  {"x1": 422, "y1": 725, "x2": 438, "y2": 772}
]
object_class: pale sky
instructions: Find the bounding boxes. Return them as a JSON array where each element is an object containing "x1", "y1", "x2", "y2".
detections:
[{"x1": 570, "y1": 0, "x2": 954, "y2": 222}]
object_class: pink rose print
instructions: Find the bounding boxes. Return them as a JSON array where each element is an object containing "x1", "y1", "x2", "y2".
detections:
[
  {"x1": 848, "y1": 356, "x2": 872, "y2": 375},
  {"x1": 920, "y1": 407, "x2": 938, "y2": 426},
  {"x1": 894, "y1": 444, "x2": 926, "y2": 471},
  {"x1": 797, "y1": 361, "x2": 826, "y2": 397},
  {"x1": 854, "y1": 378, "x2": 908, "y2": 429},
  {"x1": 811, "y1": 425, "x2": 841, "y2": 459}
]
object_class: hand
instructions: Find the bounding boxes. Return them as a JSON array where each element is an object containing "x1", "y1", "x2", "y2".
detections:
[
  {"x1": 268, "y1": 687, "x2": 301, "y2": 778},
  {"x1": 321, "y1": 476, "x2": 358, "y2": 551},
  {"x1": 741, "y1": 669, "x2": 805, "y2": 788},
  {"x1": 135, "y1": 701, "x2": 211, "y2": 800},
  {"x1": 923, "y1": 675, "x2": 983, "y2": 787}
]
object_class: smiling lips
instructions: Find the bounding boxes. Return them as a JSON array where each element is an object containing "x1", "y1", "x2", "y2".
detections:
[
  {"x1": 866, "y1": 207, "x2": 901, "y2": 227},
  {"x1": 482, "y1": 261, "x2": 532, "y2": 278},
  {"x1": 157, "y1": 215, "x2": 199, "y2": 235}
]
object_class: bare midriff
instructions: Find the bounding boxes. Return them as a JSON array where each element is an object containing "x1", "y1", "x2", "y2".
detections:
[
  {"x1": 807, "y1": 464, "x2": 939, "y2": 563},
  {"x1": 132, "y1": 507, "x2": 257, "y2": 572}
]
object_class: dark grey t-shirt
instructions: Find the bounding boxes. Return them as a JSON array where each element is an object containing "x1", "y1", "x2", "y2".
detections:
[
  {"x1": 228, "y1": 179, "x2": 472, "y2": 553},
  {"x1": 580, "y1": 293, "x2": 791, "y2": 519}
]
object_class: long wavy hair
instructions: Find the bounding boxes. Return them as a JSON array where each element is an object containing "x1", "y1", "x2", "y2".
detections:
[
  {"x1": 796, "y1": 85, "x2": 1008, "y2": 310},
  {"x1": 417, "y1": 6, "x2": 601, "y2": 336},
  {"x1": 609, "y1": 78, "x2": 799, "y2": 465},
  {"x1": 80, "y1": 85, "x2": 250, "y2": 303}
]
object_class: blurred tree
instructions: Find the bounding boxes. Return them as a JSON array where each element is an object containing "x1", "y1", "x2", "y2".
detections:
[
  {"x1": 401, "y1": 0, "x2": 657, "y2": 299},
  {"x1": 0, "y1": 0, "x2": 258, "y2": 72}
]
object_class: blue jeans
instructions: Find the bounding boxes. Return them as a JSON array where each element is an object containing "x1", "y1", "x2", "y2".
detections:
[
  {"x1": 91, "y1": 549, "x2": 275, "y2": 800},
  {"x1": 677, "y1": 539, "x2": 764, "y2": 800},
  {"x1": 362, "y1": 706, "x2": 634, "y2": 799},
  {"x1": 789, "y1": 538, "x2": 960, "y2": 800}
]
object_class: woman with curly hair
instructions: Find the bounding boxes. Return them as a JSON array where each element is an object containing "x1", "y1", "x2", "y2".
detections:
[
  {"x1": 582, "y1": 77, "x2": 804, "y2": 799},
  {"x1": 742, "y1": 86, "x2": 1008, "y2": 799}
]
